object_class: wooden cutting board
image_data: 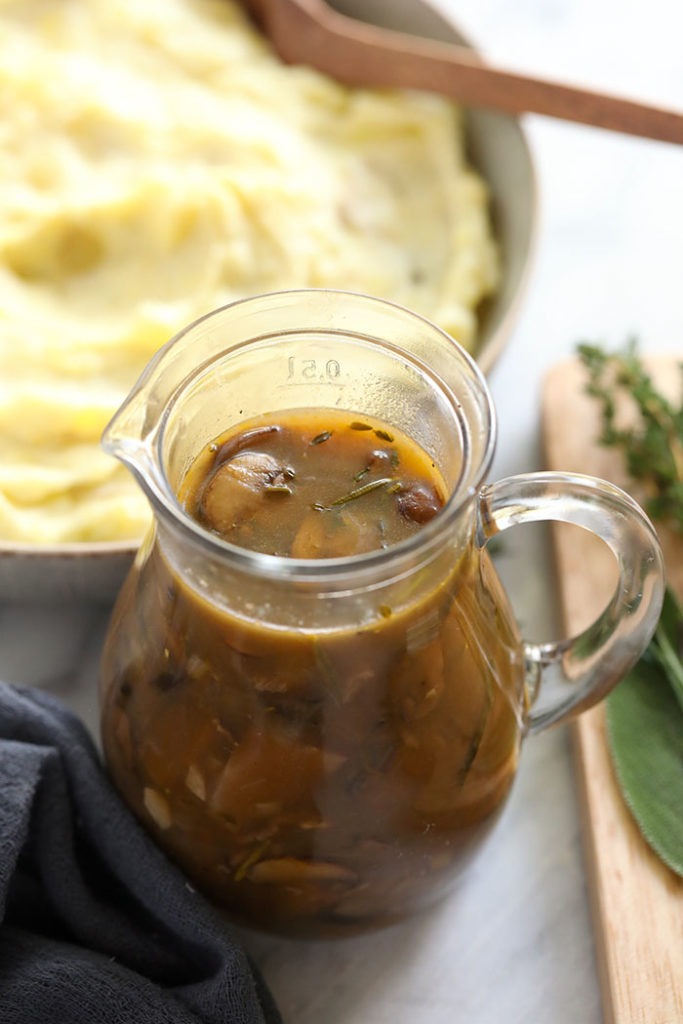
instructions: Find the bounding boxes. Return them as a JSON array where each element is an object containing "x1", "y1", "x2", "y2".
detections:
[{"x1": 541, "y1": 357, "x2": 683, "y2": 1024}]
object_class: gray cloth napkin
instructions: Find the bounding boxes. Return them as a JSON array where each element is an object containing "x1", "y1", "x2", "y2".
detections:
[{"x1": 0, "y1": 681, "x2": 282, "y2": 1024}]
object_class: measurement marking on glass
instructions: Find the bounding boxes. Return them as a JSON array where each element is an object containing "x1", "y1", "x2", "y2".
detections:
[{"x1": 286, "y1": 357, "x2": 342, "y2": 383}]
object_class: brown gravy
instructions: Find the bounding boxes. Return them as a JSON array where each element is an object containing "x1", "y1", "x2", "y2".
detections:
[
  {"x1": 100, "y1": 409, "x2": 525, "y2": 936},
  {"x1": 181, "y1": 409, "x2": 446, "y2": 557}
]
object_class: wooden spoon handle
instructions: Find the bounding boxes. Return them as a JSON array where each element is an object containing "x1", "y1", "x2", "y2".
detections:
[
  {"x1": 391, "y1": 48, "x2": 683, "y2": 144},
  {"x1": 405, "y1": 52, "x2": 683, "y2": 144},
  {"x1": 275, "y1": 2, "x2": 683, "y2": 144}
]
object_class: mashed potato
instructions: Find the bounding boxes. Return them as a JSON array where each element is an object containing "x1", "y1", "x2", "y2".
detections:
[{"x1": 0, "y1": 0, "x2": 499, "y2": 545}]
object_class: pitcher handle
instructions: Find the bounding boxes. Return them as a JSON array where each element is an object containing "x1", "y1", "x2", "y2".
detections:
[{"x1": 477, "y1": 471, "x2": 665, "y2": 734}]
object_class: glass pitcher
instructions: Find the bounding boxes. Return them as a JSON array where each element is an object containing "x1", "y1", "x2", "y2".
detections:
[{"x1": 99, "y1": 290, "x2": 664, "y2": 938}]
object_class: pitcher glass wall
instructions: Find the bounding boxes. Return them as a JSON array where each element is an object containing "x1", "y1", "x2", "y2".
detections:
[{"x1": 99, "y1": 290, "x2": 663, "y2": 937}]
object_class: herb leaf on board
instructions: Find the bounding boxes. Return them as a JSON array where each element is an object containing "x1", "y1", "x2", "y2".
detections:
[
  {"x1": 578, "y1": 340, "x2": 683, "y2": 876},
  {"x1": 577, "y1": 340, "x2": 683, "y2": 533},
  {"x1": 649, "y1": 587, "x2": 683, "y2": 716},
  {"x1": 606, "y1": 595, "x2": 683, "y2": 878}
]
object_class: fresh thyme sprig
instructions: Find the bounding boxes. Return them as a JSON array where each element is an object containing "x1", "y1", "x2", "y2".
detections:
[
  {"x1": 311, "y1": 476, "x2": 398, "y2": 511},
  {"x1": 577, "y1": 339, "x2": 683, "y2": 533}
]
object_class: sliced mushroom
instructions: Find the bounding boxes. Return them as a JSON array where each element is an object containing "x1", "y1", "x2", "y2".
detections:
[
  {"x1": 143, "y1": 787, "x2": 172, "y2": 830},
  {"x1": 248, "y1": 857, "x2": 357, "y2": 885},
  {"x1": 199, "y1": 452, "x2": 289, "y2": 534},
  {"x1": 396, "y1": 482, "x2": 443, "y2": 524},
  {"x1": 185, "y1": 763, "x2": 207, "y2": 801},
  {"x1": 290, "y1": 508, "x2": 379, "y2": 558}
]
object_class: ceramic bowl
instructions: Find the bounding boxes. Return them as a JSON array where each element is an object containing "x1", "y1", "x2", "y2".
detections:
[{"x1": 0, "y1": 0, "x2": 537, "y2": 604}]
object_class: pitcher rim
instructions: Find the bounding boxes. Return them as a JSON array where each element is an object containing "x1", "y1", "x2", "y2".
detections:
[{"x1": 107, "y1": 289, "x2": 498, "y2": 581}]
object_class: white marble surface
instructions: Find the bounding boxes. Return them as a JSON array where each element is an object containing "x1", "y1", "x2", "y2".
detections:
[{"x1": 2, "y1": 0, "x2": 683, "y2": 1021}]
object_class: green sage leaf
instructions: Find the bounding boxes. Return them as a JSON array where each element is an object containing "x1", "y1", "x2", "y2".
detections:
[
  {"x1": 649, "y1": 588, "x2": 683, "y2": 715},
  {"x1": 606, "y1": 648, "x2": 683, "y2": 878}
]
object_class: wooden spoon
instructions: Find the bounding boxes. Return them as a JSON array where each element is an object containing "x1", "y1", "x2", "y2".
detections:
[{"x1": 243, "y1": 0, "x2": 683, "y2": 145}]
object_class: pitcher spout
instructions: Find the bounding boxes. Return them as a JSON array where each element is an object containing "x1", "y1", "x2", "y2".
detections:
[
  {"x1": 101, "y1": 317, "x2": 192, "y2": 482},
  {"x1": 101, "y1": 376, "x2": 166, "y2": 502}
]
